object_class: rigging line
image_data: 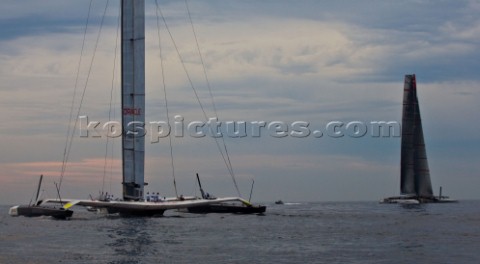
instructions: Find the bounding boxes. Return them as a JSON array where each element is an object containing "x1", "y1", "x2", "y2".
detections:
[
  {"x1": 103, "y1": 2, "x2": 121, "y2": 194},
  {"x1": 109, "y1": 102, "x2": 116, "y2": 195},
  {"x1": 185, "y1": 0, "x2": 240, "y2": 196},
  {"x1": 59, "y1": 0, "x2": 111, "y2": 190},
  {"x1": 109, "y1": 7, "x2": 120, "y2": 195},
  {"x1": 155, "y1": 0, "x2": 178, "y2": 197},
  {"x1": 156, "y1": 7, "x2": 207, "y2": 118},
  {"x1": 158, "y1": 3, "x2": 241, "y2": 197},
  {"x1": 157, "y1": 4, "x2": 241, "y2": 197},
  {"x1": 185, "y1": 0, "x2": 235, "y2": 177},
  {"x1": 60, "y1": 0, "x2": 93, "y2": 186}
]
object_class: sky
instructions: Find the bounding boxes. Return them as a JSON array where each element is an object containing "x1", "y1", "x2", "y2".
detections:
[{"x1": 0, "y1": 0, "x2": 479, "y2": 205}]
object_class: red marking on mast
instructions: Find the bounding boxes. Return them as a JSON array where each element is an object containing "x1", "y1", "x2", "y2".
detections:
[{"x1": 123, "y1": 108, "x2": 141, "y2": 116}]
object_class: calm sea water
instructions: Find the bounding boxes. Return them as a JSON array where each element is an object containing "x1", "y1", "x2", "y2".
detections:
[{"x1": 1, "y1": 201, "x2": 479, "y2": 264}]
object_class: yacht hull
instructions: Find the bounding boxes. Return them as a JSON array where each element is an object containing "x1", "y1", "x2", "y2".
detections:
[
  {"x1": 187, "y1": 203, "x2": 266, "y2": 214},
  {"x1": 9, "y1": 205, "x2": 73, "y2": 219}
]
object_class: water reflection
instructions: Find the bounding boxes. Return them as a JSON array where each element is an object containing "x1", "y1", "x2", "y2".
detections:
[
  {"x1": 105, "y1": 218, "x2": 156, "y2": 264},
  {"x1": 399, "y1": 203, "x2": 426, "y2": 211}
]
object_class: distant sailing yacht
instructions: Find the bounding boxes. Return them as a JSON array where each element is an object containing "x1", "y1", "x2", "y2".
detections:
[
  {"x1": 381, "y1": 74, "x2": 456, "y2": 204},
  {"x1": 19, "y1": 0, "x2": 259, "y2": 216}
]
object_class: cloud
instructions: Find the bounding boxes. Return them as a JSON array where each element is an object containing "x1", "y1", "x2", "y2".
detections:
[{"x1": 1, "y1": 1, "x2": 480, "y2": 204}]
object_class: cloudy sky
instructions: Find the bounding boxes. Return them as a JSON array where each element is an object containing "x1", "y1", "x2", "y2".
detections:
[{"x1": 1, "y1": 0, "x2": 479, "y2": 205}]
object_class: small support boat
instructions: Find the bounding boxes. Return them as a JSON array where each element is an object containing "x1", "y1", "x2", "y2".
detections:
[
  {"x1": 9, "y1": 175, "x2": 73, "y2": 219},
  {"x1": 9, "y1": 204, "x2": 73, "y2": 219}
]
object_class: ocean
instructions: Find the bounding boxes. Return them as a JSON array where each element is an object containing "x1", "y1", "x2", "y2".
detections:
[{"x1": 1, "y1": 201, "x2": 479, "y2": 264}]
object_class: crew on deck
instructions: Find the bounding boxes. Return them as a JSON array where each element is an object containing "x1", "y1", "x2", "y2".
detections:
[{"x1": 145, "y1": 192, "x2": 164, "y2": 202}]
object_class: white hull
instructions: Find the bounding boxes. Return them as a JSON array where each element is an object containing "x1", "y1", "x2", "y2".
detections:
[
  {"x1": 380, "y1": 198, "x2": 420, "y2": 204},
  {"x1": 43, "y1": 197, "x2": 252, "y2": 216},
  {"x1": 380, "y1": 195, "x2": 458, "y2": 204}
]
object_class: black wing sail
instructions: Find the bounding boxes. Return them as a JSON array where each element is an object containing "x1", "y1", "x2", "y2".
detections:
[
  {"x1": 400, "y1": 75, "x2": 433, "y2": 197},
  {"x1": 412, "y1": 82, "x2": 433, "y2": 197},
  {"x1": 400, "y1": 75, "x2": 416, "y2": 195}
]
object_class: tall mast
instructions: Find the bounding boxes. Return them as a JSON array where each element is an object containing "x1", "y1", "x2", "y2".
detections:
[{"x1": 121, "y1": 0, "x2": 145, "y2": 201}]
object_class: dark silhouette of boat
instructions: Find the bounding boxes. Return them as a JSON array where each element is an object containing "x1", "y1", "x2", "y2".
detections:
[{"x1": 381, "y1": 75, "x2": 456, "y2": 204}]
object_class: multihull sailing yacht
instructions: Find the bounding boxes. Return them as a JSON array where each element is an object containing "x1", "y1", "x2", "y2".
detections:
[
  {"x1": 381, "y1": 74, "x2": 456, "y2": 204},
  {"x1": 14, "y1": 0, "x2": 259, "y2": 217}
]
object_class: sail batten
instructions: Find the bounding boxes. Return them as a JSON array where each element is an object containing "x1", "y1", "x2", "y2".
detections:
[{"x1": 400, "y1": 74, "x2": 433, "y2": 197}]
